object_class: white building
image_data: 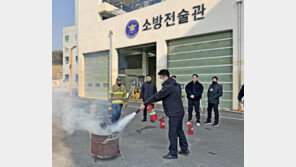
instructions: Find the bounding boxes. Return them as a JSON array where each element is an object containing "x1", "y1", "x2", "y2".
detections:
[
  {"x1": 76, "y1": 0, "x2": 244, "y2": 110},
  {"x1": 62, "y1": 26, "x2": 78, "y2": 88}
]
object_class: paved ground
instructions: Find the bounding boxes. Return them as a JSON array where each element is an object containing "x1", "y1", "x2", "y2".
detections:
[{"x1": 53, "y1": 90, "x2": 244, "y2": 167}]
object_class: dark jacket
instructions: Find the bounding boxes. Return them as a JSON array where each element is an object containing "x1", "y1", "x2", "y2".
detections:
[
  {"x1": 140, "y1": 81, "x2": 157, "y2": 101},
  {"x1": 207, "y1": 82, "x2": 223, "y2": 104},
  {"x1": 145, "y1": 78, "x2": 184, "y2": 117},
  {"x1": 238, "y1": 84, "x2": 244, "y2": 101},
  {"x1": 185, "y1": 81, "x2": 204, "y2": 101},
  {"x1": 177, "y1": 83, "x2": 182, "y2": 95}
]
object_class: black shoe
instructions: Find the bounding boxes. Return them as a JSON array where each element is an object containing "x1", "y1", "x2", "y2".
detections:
[
  {"x1": 204, "y1": 120, "x2": 211, "y2": 124},
  {"x1": 178, "y1": 149, "x2": 190, "y2": 155},
  {"x1": 213, "y1": 122, "x2": 219, "y2": 127},
  {"x1": 141, "y1": 119, "x2": 147, "y2": 122},
  {"x1": 163, "y1": 154, "x2": 178, "y2": 159}
]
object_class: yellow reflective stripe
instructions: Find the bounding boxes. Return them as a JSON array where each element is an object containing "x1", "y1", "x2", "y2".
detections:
[
  {"x1": 113, "y1": 91, "x2": 124, "y2": 95},
  {"x1": 109, "y1": 90, "x2": 114, "y2": 94},
  {"x1": 123, "y1": 90, "x2": 126, "y2": 93},
  {"x1": 123, "y1": 97, "x2": 128, "y2": 98},
  {"x1": 112, "y1": 100, "x2": 124, "y2": 104}
]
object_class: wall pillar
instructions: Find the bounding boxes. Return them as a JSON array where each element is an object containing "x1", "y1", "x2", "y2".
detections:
[
  {"x1": 78, "y1": 51, "x2": 85, "y2": 97},
  {"x1": 142, "y1": 51, "x2": 147, "y2": 77},
  {"x1": 111, "y1": 47, "x2": 118, "y2": 86},
  {"x1": 156, "y1": 40, "x2": 168, "y2": 91}
]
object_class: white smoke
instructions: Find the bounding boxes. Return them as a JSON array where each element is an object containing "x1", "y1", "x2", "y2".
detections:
[
  {"x1": 108, "y1": 112, "x2": 136, "y2": 134},
  {"x1": 61, "y1": 102, "x2": 136, "y2": 136}
]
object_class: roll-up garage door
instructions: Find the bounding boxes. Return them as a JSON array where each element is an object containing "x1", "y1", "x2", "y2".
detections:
[
  {"x1": 84, "y1": 51, "x2": 109, "y2": 99},
  {"x1": 167, "y1": 31, "x2": 233, "y2": 109}
]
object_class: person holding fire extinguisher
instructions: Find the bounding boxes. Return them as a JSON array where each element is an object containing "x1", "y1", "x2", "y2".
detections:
[
  {"x1": 140, "y1": 74, "x2": 157, "y2": 122},
  {"x1": 139, "y1": 69, "x2": 189, "y2": 159}
]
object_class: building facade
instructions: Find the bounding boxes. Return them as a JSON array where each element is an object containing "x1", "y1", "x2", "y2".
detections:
[
  {"x1": 77, "y1": 0, "x2": 244, "y2": 110},
  {"x1": 62, "y1": 26, "x2": 78, "y2": 88}
]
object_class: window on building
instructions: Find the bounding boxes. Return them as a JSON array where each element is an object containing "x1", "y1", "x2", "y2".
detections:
[
  {"x1": 103, "y1": 83, "x2": 108, "y2": 87},
  {"x1": 75, "y1": 34, "x2": 77, "y2": 41},
  {"x1": 65, "y1": 47, "x2": 69, "y2": 53},
  {"x1": 155, "y1": 0, "x2": 162, "y2": 4},
  {"x1": 148, "y1": 0, "x2": 155, "y2": 5},
  {"x1": 102, "y1": 16, "x2": 108, "y2": 20},
  {"x1": 76, "y1": 56, "x2": 78, "y2": 62},
  {"x1": 65, "y1": 35, "x2": 69, "y2": 42},
  {"x1": 88, "y1": 83, "x2": 92, "y2": 87},
  {"x1": 95, "y1": 83, "x2": 100, "y2": 87},
  {"x1": 64, "y1": 74, "x2": 69, "y2": 82},
  {"x1": 75, "y1": 74, "x2": 78, "y2": 83},
  {"x1": 65, "y1": 57, "x2": 69, "y2": 64},
  {"x1": 118, "y1": 54, "x2": 142, "y2": 72}
]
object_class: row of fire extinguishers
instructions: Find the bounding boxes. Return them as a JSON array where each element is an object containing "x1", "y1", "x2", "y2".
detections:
[{"x1": 146, "y1": 104, "x2": 194, "y2": 135}]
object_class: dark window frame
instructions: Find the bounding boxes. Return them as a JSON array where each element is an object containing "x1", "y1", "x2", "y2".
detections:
[
  {"x1": 64, "y1": 74, "x2": 69, "y2": 82},
  {"x1": 103, "y1": 83, "x2": 108, "y2": 88},
  {"x1": 65, "y1": 35, "x2": 69, "y2": 42},
  {"x1": 65, "y1": 56, "x2": 69, "y2": 64}
]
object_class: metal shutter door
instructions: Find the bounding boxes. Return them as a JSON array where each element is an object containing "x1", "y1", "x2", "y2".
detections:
[
  {"x1": 84, "y1": 51, "x2": 109, "y2": 99},
  {"x1": 167, "y1": 31, "x2": 233, "y2": 109}
]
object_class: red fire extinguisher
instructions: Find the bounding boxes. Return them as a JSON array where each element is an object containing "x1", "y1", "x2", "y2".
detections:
[
  {"x1": 147, "y1": 104, "x2": 158, "y2": 121},
  {"x1": 188, "y1": 121, "x2": 193, "y2": 135},
  {"x1": 159, "y1": 116, "x2": 165, "y2": 129}
]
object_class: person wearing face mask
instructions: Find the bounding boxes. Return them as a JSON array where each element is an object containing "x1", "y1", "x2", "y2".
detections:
[
  {"x1": 140, "y1": 74, "x2": 157, "y2": 122},
  {"x1": 108, "y1": 77, "x2": 128, "y2": 123},
  {"x1": 139, "y1": 69, "x2": 189, "y2": 159},
  {"x1": 204, "y1": 76, "x2": 223, "y2": 127}
]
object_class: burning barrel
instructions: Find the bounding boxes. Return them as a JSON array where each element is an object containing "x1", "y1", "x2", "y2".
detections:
[{"x1": 91, "y1": 133, "x2": 120, "y2": 161}]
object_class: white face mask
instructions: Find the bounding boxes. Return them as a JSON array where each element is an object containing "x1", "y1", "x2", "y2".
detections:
[{"x1": 159, "y1": 78, "x2": 164, "y2": 84}]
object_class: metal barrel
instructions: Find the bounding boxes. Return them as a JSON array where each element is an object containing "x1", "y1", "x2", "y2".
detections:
[{"x1": 91, "y1": 133, "x2": 120, "y2": 160}]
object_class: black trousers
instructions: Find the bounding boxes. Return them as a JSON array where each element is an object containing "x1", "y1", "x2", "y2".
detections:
[
  {"x1": 188, "y1": 100, "x2": 200, "y2": 122},
  {"x1": 207, "y1": 103, "x2": 219, "y2": 123},
  {"x1": 168, "y1": 115, "x2": 188, "y2": 156},
  {"x1": 143, "y1": 104, "x2": 154, "y2": 120}
]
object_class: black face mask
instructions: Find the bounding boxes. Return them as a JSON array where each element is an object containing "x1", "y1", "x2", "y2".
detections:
[
  {"x1": 212, "y1": 81, "x2": 217, "y2": 84},
  {"x1": 117, "y1": 83, "x2": 121, "y2": 87}
]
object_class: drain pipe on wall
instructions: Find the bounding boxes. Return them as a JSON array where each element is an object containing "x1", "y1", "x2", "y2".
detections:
[
  {"x1": 109, "y1": 30, "x2": 113, "y2": 88},
  {"x1": 237, "y1": 0, "x2": 242, "y2": 88}
]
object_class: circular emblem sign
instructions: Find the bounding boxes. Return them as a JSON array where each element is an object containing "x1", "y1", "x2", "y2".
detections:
[{"x1": 125, "y1": 20, "x2": 139, "y2": 39}]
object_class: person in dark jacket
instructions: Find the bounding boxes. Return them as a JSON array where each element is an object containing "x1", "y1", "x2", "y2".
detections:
[
  {"x1": 139, "y1": 69, "x2": 189, "y2": 159},
  {"x1": 204, "y1": 76, "x2": 223, "y2": 127},
  {"x1": 238, "y1": 84, "x2": 244, "y2": 102},
  {"x1": 140, "y1": 74, "x2": 157, "y2": 122},
  {"x1": 171, "y1": 75, "x2": 183, "y2": 96},
  {"x1": 185, "y1": 74, "x2": 204, "y2": 126}
]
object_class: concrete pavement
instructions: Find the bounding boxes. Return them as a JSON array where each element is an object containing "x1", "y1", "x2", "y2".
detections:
[{"x1": 52, "y1": 91, "x2": 244, "y2": 167}]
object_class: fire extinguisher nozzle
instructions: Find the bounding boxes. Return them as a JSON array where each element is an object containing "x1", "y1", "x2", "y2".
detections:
[{"x1": 135, "y1": 109, "x2": 141, "y2": 114}]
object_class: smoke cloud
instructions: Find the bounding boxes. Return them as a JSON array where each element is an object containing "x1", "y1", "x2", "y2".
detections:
[{"x1": 60, "y1": 100, "x2": 136, "y2": 136}]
